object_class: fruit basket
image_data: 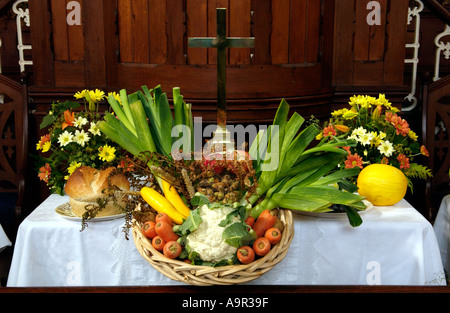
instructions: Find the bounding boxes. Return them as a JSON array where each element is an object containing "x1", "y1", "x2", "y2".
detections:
[{"x1": 131, "y1": 208, "x2": 294, "y2": 286}]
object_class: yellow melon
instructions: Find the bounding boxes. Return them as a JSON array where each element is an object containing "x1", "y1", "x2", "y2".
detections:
[{"x1": 357, "y1": 164, "x2": 407, "y2": 206}]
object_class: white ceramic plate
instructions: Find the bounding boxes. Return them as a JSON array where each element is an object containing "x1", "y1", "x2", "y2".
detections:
[
  {"x1": 55, "y1": 202, "x2": 125, "y2": 222},
  {"x1": 293, "y1": 200, "x2": 373, "y2": 219}
]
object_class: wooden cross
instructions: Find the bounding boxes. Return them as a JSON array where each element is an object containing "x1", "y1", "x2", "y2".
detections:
[{"x1": 188, "y1": 8, "x2": 254, "y2": 130}]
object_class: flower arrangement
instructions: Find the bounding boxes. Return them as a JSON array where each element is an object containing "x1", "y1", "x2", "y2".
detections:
[
  {"x1": 35, "y1": 89, "x2": 125, "y2": 195},
  {"x1": 319, "y1": 94, "x2": 432, "y2": 190}
]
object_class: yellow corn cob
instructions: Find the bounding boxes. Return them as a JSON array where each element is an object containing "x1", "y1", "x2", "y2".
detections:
[
  {"x1": 140, "y1": 187, "x2": 184, "y2": 225},
  {"x1": 161, "y1": 179, "x2": 191, "y2": 219}
]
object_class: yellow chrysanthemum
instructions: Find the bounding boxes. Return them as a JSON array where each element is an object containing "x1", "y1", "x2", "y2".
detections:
[
  {"x1": 349, "y1": 95, "x2": 369, "y2": 108},
  {"x1": 108, "y1": 92, "x2": 122, "y2": 105},
  {"x1": 65, "y1": 161, "x2": 82, "y2": 180},
  {"x1": 390, "y1": 106, "x2": 400, "y2": 113},
  {"x1": 367, "y1": 96, "x2": 378, "y2": 107},
  {"x1": 408, "y1": 130, "x2": 418, "y2": 141},
  {"x1": 74, "y1": 90, "x2": 88, "y2": 100},
  {"x1": 98, "y1": 144, "x2": 116, "y2": 162},
  {"x1": 89, "y1": 89, "x2": 106, "y2": 103},
  {"x1": 377, "y1": 94, "x2": 392, "y2": 108},
  {"x1": 42, "y1": 141, "x2": 51, "y2": 153},
  {"x1": 371, "y1": 131, "x2": 386, "y2": 147},
  {"x1": 36, "y1": 134, "x2": 50, "y2": 151},
  {"x1": 331, "y1": 108, "x2": 348, "y2": 117}
]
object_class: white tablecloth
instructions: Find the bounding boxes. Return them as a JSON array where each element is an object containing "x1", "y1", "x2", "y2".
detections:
[
  {"x1": 0, "y1": 224, "x2": 11, "y2": 253},
  {"x1": 7, "y1": 194, "x2": 446, "y2": 287},
  {"x1": 434, "y1": 195, "x2": 450, "y2": 272}
]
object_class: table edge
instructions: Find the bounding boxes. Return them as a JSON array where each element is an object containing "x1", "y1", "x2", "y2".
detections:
[{"x1": 0, "y1": 285, "x2": 449, "y2": 293}]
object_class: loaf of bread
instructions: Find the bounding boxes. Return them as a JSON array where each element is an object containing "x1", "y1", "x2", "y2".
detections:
[{"x1": 65, "y1": 166, "x2": 130, "y2": 217}]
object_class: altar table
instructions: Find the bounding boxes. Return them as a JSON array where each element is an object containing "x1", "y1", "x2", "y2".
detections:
[
  {"x1": 7, "y1": 194, "x2": 446, "y2": 287},
  {"x1": 434, "y1": 195, "x2": 450, "y2": 272}
]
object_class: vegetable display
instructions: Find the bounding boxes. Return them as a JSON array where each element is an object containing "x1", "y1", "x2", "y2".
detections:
[
  {"x1": 96, "y1": 85, "x2": 369, "y2": 267},
  {"x1": 245, "y1": 99, "x2": 366, "y2": 225}
]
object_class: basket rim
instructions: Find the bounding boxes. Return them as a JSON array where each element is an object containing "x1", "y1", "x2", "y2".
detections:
[{"x1": 132, "y1": 208, "x2": 294, "y2": 286}]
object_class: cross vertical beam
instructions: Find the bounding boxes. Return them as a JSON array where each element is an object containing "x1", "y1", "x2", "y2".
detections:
[
  {"x1": 216, "y1": 8, "x2": 227, "y2": 129},
  {"x1": 188, "y1": 8, "x2": 255, "y2": 129}
]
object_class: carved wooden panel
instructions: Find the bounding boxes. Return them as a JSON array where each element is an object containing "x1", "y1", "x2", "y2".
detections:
[
  {"x1": 424, "y1": 76, "x2": 450, "y2": 189},
  {"x1": 0, "y1": 74, "x2": 27, "y2": 200}
]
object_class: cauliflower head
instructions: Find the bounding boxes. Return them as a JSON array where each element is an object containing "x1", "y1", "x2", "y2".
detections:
[{"x1": 186, "y1": 204, "x2": 238, "y2": 263}]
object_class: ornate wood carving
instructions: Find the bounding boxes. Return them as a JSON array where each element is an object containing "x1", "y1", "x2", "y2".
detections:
[{"x1": 0, "y1": 74, "x2": 27, "y2": 217}]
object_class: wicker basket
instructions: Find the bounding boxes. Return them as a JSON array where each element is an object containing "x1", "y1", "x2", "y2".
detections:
[{"x1": 132, "y1": 209, "x2": 294, "y2": 286}]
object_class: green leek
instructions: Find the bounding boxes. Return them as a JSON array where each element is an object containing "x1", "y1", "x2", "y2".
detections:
[
  {"x1": 120, "y1": 89, "x2": 135, "y2": 128},
  {"x1": 245, "y1": 98, "x2": 365, "y2": 227}
]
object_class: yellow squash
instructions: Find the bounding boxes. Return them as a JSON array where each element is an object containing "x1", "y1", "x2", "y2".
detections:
[
  {"x1": 140, "y1": 187, "x2": 184, "y2": 224},
  {"x1": 161, "y1": 179, "x2": 190, "y2": 219},
  {"x1": 357, "y1": 164, "x2": 407, "y2": 206}
]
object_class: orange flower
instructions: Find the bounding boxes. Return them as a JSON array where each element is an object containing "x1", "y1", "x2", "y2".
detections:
[
  {"x1": 397, "y1": 154, "x2": 410, "y2": 170},
  {"x1": 323, "y1": 125, "x2": 337, "y2": 138},
  {"x1": 420, "y1": 145, "x2": 430, "y2": 157},
  {"x1": 345, "y1": 153, "x2": 364, "y2": 169},
  {"x1": 38, "y1": 163, "x2": 51, "y2": 183},
  {"x1": 380, "y1": 157, "x2": 389, "y2": 165},
  {"x1": 388, "y1": 113, "x2": 410, "y2": 136},
  {"x1": 343, "y1": 146, "x2": 352, "y2": 154},
  {"x1": 385, "y1": 111, "x2": 394, "y2": 123},
  {"x1": 36, "y1": 134, "x2": 51, "y2": 151},
  {"x1": 62, "y1": 110, "x2": 75, "y2": 130}
]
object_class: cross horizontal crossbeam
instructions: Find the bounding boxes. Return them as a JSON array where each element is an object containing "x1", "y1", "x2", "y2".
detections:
[{"x1": 188, "y1": 37, "x2": 255, "y2": 49}]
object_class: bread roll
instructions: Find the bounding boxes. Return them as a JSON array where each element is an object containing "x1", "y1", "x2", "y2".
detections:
[{"x1": 65, "y1": 166, "x2": 130, "y2": 217}]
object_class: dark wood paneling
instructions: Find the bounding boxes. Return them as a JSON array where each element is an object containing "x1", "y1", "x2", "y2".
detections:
[
  {"x1": 26, "y1": 0, "x2": 409, "y2": 119},
  {"x1": 29, "y1": 0, "x2": 54, "y2": 86},
  {"x1": 166, "y1": 0, "x2": 186, "y2": 65},
  {"x1": 383, "y1": 0, "x2": 409, "y2": 85},
  {"x1": 252, "y1": 0, "x2": 272, "y2": 65},
  {"x1": 229, "y1": 0, "x2": 251, "y2": 65},
  {"x1": 271, "y1": 0, "x2": 290, "y2": 64},
  {"x1": 187, "y1": 0, "x2": 208, "y2": 65},
  {"x1": 332, "y1": 0, "x2": 409, "y2": 87},
  {"x1": 83, "y1": 0, "x2": 106, "y2": 87}
]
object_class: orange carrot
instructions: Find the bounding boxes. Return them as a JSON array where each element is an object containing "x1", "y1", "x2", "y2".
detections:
[
  {"x1": 245, "y1": 216, "x2": 255, "y2": 228},
  {"x1": 152, "y1": 236, "x2": 166, "y2": 251},
  {"x1": 155, "y1": 213, "x2": 173, "y2": 226},
  {"x1": 253, "y1": 209, "x2": 277, "y2": 238},
  {"x1": 155, "y1": 221, "x2": 179, "y2": 243},
  {"x1": 264, "y1": 227, "x2": 281, "y2": 245},
  {"x1": 237, "y1": 246, "x2": 255, "y2": 264},
  {"x1": 163, "y1": 241, "x2": 182, "y2": 259},
  {"x1": 142, "y1": 221, "x2": 157, "y2": 239},
  {"x1": 253, "y1": 237, "x2": 271, "y2": 257}
]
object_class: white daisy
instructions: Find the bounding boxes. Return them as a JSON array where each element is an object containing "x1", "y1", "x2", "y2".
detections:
[
  {"x1": 352, "y1": 126, "x2": 367, "y2": 137},
  {"x1": 58, "y1": 131, "x2": 74, "y2": 147},
  {"x1": 378, "y1": 140, "x2": 395, "y2": 157},
  {"x1": 358, "y1": 132, "x2": 374, "y2": 146},
  {"x1": 73, "y1": 116, "x2": 88, "y2": 128},
  {"x1": 73, "y1": 130, "x2": 90, "y2": 147},
  {"x1": 88, "y1": 122, "x2": 101, "y2": 136}
]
